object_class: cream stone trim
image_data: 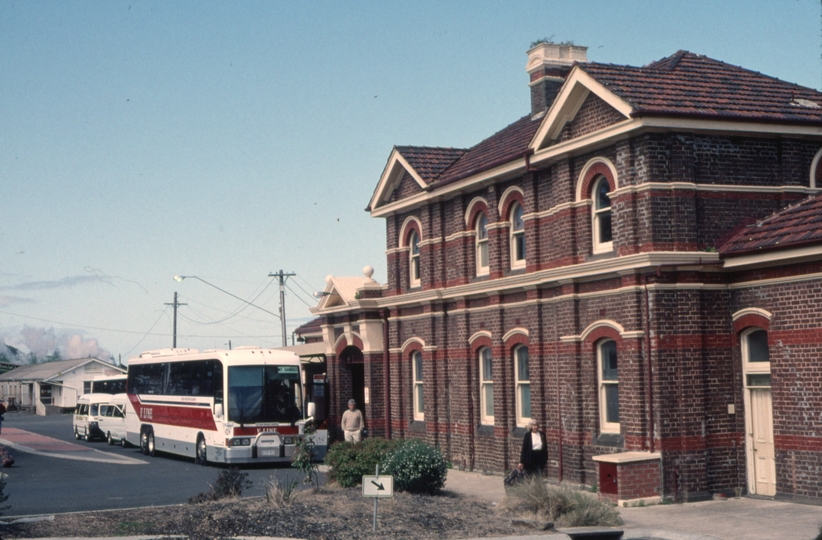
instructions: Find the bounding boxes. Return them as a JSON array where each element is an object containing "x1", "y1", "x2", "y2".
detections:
[
  {"x1": 498, "y1": 186, "x2": 525, "y2": 215},
  {"x1": 732, "y1": 308, "x2": 773, "y2": 322},
  {"x1": 387, "y1": 312, "x2": 446, "y2": 323},
  {"x1": 370, "y1": 158, "x2": 526, "y2": 218},
  {"x1": 729, "y1": 271, "x2": 822, "y2": 290},
  {"x1": 465, "y1": 196, "x2": 490, "y2": 227},
  {"x1": 486, "y1": 221, "x2": 510, "y2": 231},
  {"x1": 369, "y1": 149, "x2": 429, "y2": 212},
  {"x1": 502, "y1": 328, "x2": 530, "y2": 343},
  {"x1": 314, "y1": 252, "x2": 722, "y2": 316},
  {"x1": 581, "y1": 320, "x2": 625, "y2": 340},
  {"x1": 422, "y1": 345, "x2": 438, "y2": 352},
  {"x1": 531, "y1": 67, "x2": 633, "y2": 151},
  {"x1": 399, "y1": 216, "x2": 424, "y2": 248},
  {"x1": 532, "y1": 200, "x2": 589, "y2": 220},
  {"x1": 385, "y1": 246, "x2": 407, "y2": 255},
  {"x1": 418, "y1": 237, "x2": 442, "y2": 247},
  {"x1": 576, "y1": 157, "x2": 619, "y2": 201},
  {"x1": 372, "y1": 112, "x2": 822, "y2": 219},
  {"x1": 468, "y1": 330, "x2": 493, "y2": 344},
  {"x1": 722, "y1": 245, "x2": 822, "y2": 269},
  {"x1": 444, "y1": 230, "x2": 475, "y2": 242},
  {"x1": 611, "y1": 182, "x2": 821, "y2": 198},
  {"x1": 560, "y1": 320, "x2": 644, "y2": 343},
  {"x1": 401, "y1": 337, "x2": 426, "y2": 353},
  {"x1": 811, "y1": 147, "x2": 822, "y2": 188}
]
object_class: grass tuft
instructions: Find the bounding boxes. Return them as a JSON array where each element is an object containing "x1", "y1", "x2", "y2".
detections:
[{"x1": 503, "y1": 475, "x2": 623, "y2": 527}]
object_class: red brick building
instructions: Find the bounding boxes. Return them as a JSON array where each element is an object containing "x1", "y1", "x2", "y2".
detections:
[{"x1": 311, "y1": 44, "x2": 822, "y2": 504}]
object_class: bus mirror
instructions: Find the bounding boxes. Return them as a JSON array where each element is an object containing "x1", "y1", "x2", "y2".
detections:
[
  {"x1": 306, "y1": 402, "x2": 316, "y2": 418},
  {"x1": 214, "y1": 403, "x2": 224, "y2": 418}
]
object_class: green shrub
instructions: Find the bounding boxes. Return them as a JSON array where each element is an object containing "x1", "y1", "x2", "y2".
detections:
[
  {"x1": 503, "y1": 476, "x2": 622, "y2": 527},
  {"x1": 325, "y1": 437, "x2": 401, "y2": 488},
  {"x1": 381, "y1": 438, "x2": 447, "y2": 494}
]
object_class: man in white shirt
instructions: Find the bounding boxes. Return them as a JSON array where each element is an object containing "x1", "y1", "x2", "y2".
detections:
[{"x1": 341, "y1": 399, "x2": 365, "y2": 442}]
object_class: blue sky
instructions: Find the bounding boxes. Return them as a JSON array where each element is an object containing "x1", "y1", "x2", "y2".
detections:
[{"x1": 2, "y1": 0, "x2": 820, "y2": 362}]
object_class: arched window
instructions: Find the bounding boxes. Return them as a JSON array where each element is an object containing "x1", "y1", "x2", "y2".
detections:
[
  {"x1": 409, "y1": 230, "x2": 421, "y2": 287},
  {"x1": 514, "y1": 345, "x2": 530, "y2": 426},
  {"x1": 412, "y1": 351, "x2": 424, "y2": 421},
  {"x1": 475, "y1": 213, "x2": 489, "y2": 276},
  {"x1": 597, "y1": 339, "x2": 619, "y2": 433},
  {"x1": 479, "y1": 347, "x2": 494, "y2": 424},
  {"x1": 592, "y1": 176, "x2": 613, "y2": 253},
  {"x1": 510, "y1": 202, "x2": 526, "y2": 269}
]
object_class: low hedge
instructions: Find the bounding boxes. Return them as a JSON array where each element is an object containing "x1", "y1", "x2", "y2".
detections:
[{"x1": 325, "y1": 437, "x2": 401, "y2": 488}]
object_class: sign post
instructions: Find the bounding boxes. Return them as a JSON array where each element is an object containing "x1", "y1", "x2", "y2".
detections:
[{"x1": 362, "y1": 465, "x2": 394, "y2": 531}]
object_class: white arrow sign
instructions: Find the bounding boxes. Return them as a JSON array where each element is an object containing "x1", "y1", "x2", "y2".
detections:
[{"x1": 362, "y1": 475, "x2": 394, "y2": 497}]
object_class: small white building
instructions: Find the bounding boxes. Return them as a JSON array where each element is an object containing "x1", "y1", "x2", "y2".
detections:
[{"x1": 0, "y1": 357, "x2": 126, "y2": 415}]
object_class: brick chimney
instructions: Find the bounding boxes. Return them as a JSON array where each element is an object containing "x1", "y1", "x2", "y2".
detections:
[{"x1": 527, "y1": 42, "x2": 587, "y2": 119}]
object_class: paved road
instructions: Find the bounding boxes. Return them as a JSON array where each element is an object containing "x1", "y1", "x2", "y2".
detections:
[{"x1": 0, "y1": 411, "x2": 323, "y2": 517}]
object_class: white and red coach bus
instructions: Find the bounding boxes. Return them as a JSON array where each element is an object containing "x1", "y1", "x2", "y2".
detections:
[{"x1": 125, "y1": 346, "x2": 326, "y2": 465}]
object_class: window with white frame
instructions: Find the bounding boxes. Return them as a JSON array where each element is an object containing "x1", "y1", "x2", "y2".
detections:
[
  {"x1": 479, "y1": 347, "x2": 494, "y2": 424},
  {"x1": 412, "y1": 350, "x2": 424, "y2": 420},
  {"x1": 592, "y1": 177, "x2": 613, "y2": 253},
  {"x1": 409, "y1": 229, "x2": 421, "y2": 287},
  {"x1": 515, "y1": 345, "x2": 531, "y2": 426},
  {"x1": 510, "y1": 202, "x2": 526, "y2": 268},
  {"x1": 597, "y1": 339, "x2": 619, "y2": 433},
  {"x1": 743, "y1": 328, "x2": 771, "y2": 388},
  {"x1": 475, "y1": 213, "x2": 489, "y2": 276}
]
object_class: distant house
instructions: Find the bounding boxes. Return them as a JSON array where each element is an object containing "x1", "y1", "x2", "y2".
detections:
[{"x1": 0, "y1": 357, "x2": 126, "y2": 415}]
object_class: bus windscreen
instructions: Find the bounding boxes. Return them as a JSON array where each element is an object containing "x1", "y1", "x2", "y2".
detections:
[{"x1": 228, "y1": 365, "x2": 302, "y2": 425}]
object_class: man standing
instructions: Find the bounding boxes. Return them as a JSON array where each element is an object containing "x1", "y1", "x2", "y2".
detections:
[{"x1": 341, "y1": 399, "x2": 364, "y2": 442}]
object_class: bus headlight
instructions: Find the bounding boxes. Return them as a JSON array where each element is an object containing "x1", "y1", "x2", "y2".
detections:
[
  {"x1": 230, "y1": 438, "x2": 251, "y2": 447},
  {"x1": 283, "y1": 437, "x2": 293, "y2": 444}
]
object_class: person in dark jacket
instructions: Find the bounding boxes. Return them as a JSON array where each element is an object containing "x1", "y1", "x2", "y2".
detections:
[{"x1": 518, "y1": 419, "x2": 548, "y2": 476}]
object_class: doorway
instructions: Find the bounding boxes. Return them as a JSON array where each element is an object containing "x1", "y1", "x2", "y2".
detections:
[
  {"x1": 742, "y1": 328, "x2": 776, "y2": 496},
  {"x1": 341, "y1": 346, "x2": 366, "y2": 425}
]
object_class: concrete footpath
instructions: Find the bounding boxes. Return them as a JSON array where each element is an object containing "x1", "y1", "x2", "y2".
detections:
[{"x1": 443, "y1": 468, "x2": 821, "y2": 540}]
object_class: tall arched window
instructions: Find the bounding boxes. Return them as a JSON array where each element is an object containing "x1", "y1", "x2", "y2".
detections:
[
  {"x1": 409, "y1": 230, "x2": 420, "y2": 287},
  {"x1": 479, "y1": 347, "x2": 494, "y2": 424},
  {"x1": 510, "y1": 203, "x2": 526, "y2": 269},
  {"x1": 476, "y1": 213, "x2": 489, "y2": 276},
  {"x1": 514, "y1": 345, "x2": 530, "y2": 426},
  {"x1": 592, "y1": 177, "x2": 613, "y2": 253},
  {"x1": 597, "y1": 339, "x2": 619, "y2": 433},
  {"x1": 412, "y1": 351, "x2": 424, "y2": 421}
]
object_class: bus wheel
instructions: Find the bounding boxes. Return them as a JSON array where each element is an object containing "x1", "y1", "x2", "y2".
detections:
[
  {"x1": 74, "y1": 429, "x2": 81, "y2": 440},
  {"x1": 147, "y1": 432, "x2": 156, "y2": 457},
  {"x1": 196, "y1": 435, "x2": 207, "y2": 466},
  {"x1": 84, "y1": 431, "x2": 91, "y2": 442},
  {"x1": 107, "y1": 432, "x2": 114, "y2": 445},
  {"x1": 121, "y1": 437, "x2": 127, "y2": 448}
]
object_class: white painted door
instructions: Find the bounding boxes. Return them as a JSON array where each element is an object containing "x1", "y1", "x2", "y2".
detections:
[{"x1": 750, "y1": 388, "x2": 776, "y2": 496}]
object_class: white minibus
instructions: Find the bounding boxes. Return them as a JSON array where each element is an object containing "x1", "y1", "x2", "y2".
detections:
[{"x1": 73, "y1": 394, "x2": 111, "y2": 441}]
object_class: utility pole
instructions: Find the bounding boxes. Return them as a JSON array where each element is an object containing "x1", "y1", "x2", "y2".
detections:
[
  {"x1": 165, "y1": 292, "x2": 187, "y2": 348},
  {"x1": 268, "y1": 270, "x2": 295, "y2": 347}
]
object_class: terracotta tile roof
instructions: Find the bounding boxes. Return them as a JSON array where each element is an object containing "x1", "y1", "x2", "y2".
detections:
[
  {"x1": 719, "y1": 193, "x2": 822, "y2": 256},
  {"x1": 294, "y1": 317, "x2": 322, "y2": 336},
  {"x1": 395, "y1": 146, "x2": 467, "y2": 182},
  {"x1": 432, "y1": 115, "x2": 542, "y2": 187},
  {"x1": 581, "y1": 51, "x2": 822, "y2": 124}
]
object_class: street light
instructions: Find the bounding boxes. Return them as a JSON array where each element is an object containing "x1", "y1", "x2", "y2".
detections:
[{"x1": 172, "y1": 275, "x2": 282, "y2": 348}]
